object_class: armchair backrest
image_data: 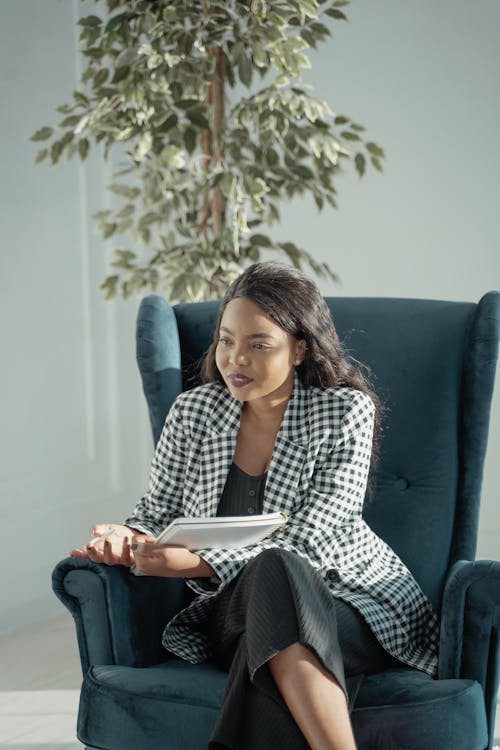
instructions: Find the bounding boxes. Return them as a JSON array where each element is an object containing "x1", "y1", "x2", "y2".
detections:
[{"x1": 136, "y1": 293, "x2": 499, "y2": 612}]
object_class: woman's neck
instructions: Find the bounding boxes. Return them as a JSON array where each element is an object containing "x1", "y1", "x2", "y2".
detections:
[{"x1": 243, "y1": 392, "x2": 290, "y2": 427}]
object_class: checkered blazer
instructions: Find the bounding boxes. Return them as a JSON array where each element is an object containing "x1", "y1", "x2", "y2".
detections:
[{"x1": 125, "y1": 373, "x2": 439, "y2": 676}]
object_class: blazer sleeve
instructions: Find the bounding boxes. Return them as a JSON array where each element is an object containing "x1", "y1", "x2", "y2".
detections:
[
  {"x1": 187, "y1": 390, "x2": 375, "y2": 596},
  {"x1": 123, "y1": 398, "x2": 187, "y2": 537}
]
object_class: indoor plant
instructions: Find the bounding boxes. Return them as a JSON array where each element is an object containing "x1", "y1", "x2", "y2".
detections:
[{"x1": 31, "y1": 0, "x2": 385, "y2": 301}]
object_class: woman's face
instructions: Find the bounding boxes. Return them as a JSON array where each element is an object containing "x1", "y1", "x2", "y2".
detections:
[{"x1": 215, "y1": 297, "x2": 306, "y2": 404}]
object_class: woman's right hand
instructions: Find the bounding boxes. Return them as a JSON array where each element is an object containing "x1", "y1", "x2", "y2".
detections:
[{"x1": 70, "y1": 523, "x2": 135, "y2": 566}]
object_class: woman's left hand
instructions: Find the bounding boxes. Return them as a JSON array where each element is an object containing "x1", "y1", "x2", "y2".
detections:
[{"x1": 131, "y1": 535, "x2": 216, "y2": 578}]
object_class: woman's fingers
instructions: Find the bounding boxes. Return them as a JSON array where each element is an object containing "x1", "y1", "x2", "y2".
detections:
[
  {"x1": 102, "y1": 538, "x2": 114, "y2": 565},
  {"x1": 70, "y1": 528, "x2": 136, "y2": 566},
  {"x1": 70, "y1": 547, "x2": 89, "y2": 558},
  {"x1": 123, "y1": 537, "x2": 134, "y2": 567},
  {"x1": 87, "y1": 548, "x2": 104, "y2": 563}
]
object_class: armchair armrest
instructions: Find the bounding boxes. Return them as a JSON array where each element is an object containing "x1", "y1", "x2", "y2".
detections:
[
  {"x1": 52, "y1": 557, "x2": 192, "y2": 675},
  {"x1": 439, "y1": 559, "x2": 500, "y2": 746}
]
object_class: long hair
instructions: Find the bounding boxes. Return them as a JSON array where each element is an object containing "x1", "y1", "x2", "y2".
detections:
[{"x1": 201, "y1": 262, "x2": 383, "y2": 496}]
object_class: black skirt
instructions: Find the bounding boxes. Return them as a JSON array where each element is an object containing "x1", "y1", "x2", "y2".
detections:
[{"x1": 201, "y1": 548, "x2": 394, "y2": 750}]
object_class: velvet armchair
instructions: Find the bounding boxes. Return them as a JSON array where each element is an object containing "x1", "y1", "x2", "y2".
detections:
[{"x1": 53, "y1": 291, "x2": 500, "y2": 750}]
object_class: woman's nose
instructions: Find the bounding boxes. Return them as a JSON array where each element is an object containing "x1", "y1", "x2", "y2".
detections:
[{"x1": 229, "y1": 345, "x2": 249, "y2": 365}]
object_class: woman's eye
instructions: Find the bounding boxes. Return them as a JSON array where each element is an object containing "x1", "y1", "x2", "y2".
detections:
[
  {"x1": 254, "y1": 343, "x2": 269, "y2": 350},
  {"x1": 218, "y1": 338, "x2": 231, "y2": 346}
]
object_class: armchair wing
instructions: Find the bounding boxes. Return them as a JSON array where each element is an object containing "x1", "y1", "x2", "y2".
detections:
[{"x1": 439, "y1": 559, "x2": 500, "y2": 748}]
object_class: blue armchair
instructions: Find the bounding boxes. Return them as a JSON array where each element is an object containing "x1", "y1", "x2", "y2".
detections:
[{"x1": 53, "y1": 292, "x2": 500, "y2": 750}]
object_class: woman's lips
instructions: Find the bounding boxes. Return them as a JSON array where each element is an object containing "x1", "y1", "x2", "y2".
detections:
[{"x1": 227, "y1": 373, "x2": 254, "y2": 388}]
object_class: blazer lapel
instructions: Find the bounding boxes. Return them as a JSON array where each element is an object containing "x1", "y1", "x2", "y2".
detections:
[
  {"x1": 196, "y1": 388, "x2": 242, "y2": 517},
  {"x1": 263, "y1": 373, "x2": 310, "y2": 516}
]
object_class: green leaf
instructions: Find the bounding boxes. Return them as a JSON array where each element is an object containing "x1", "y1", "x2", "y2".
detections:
[
  {"x1": 160, "y1": 144, "x2": 185, "y2": 168},
  {"x1": 109, "y1": 184, "x2": 141, "y2": 199},
  {"x1": 312, "y1": 192, "x2": 323, "y2": 210},
  {"x1": 340, "y1": 130, "x2": 361, "y2": 141},
  {"x1": 136, "y1": 132, "x2": 153, "y2": 160},
  {"x1": 50, "y1": 140, "x2": 64, "y2": 164},
  {"x1": 184, "y1": 127, "x2": 197, "y2": 154},
  {"x1": 115, "y1": 48, "x2": 137, "y2": 67},
  {"x1": 105, "y1": 13, "x2": 127, "y2": 34},
  {"x1": 253, "y1": 43, "x2": 268, "y2": 68},
  {"x1": 35, "y1": 148, "x2": 48, "y2": 163},
  {"x1": 59, "y1": 114, "x2": 81, "y2": 128},
  {"x1": 280, "y1": 241, "x2": 302, "y2": 264},
  {"x1": 217, "y1": 173, "x2": 237, "y2": 196},
  {"x1": 334, "y1": 115, "x2": 349, "y2": 125},
  {"x1": 79, "y1": 138, "x2": 90, "y2": 160},
  {"x1": 325, "y1": 8, "x2": 348, "y2": 20},
  {"x1": 100, "y1": 274, "x2": 119, "y2": 300},
  {"x1": 249, "y1": 177, "x2": 268, "y2": 197},
  {"x1": 371, "y1": 156, "x2": 383, "y2": 172},
  {"x1": 301, "y1": 0, "x2": 319, "y2": 19},
  {"x1": 238, "y1": 53, "x2": 253, "y2": 87},
  {"x1": 78, "y1": 15, "x2": 102, "y2": 27},
  {"x1": 366, "y1": 142, "x2": 385, "y2": 158},
  {"x1": 93, "y1": 68, "x2": 109, "y2": 87},
  {"x1": 333, "y1": 1, "x2": 350, "y2": 6},
  {"x1": 112, "y1": 65, "x2": 131, "y2": 84},
  {"x1": 73, "y1": 90, "x2": 90, "y2": 107},
  {"x1": 291, "y1": 164, "x2": 314, "y2": 180},
  {"x1": 116, "y1": 126, "x2": 135, "y2": 141},
  {"x1": 301, "y1": 30, "x2": 318, "y2": 48},
  {"x1": 103, "y1": 222, "x2": 118, "y2": 239},
  {"x1": 147, "y1": 53, "x2": 164, "y2": 70},
  {"x1": 249, "y1": 233, "x2": 272, "y2": 247},
  {"x1": 30, "y1": 127, "x2": 54, "y2": 142},
  {"x1": 354, "y1": 152, "x2": 366, "y2": 177},
  {"x1": 250, "y1": 0, "x2": 268, "y2": 18},
  {"x1": 186, "y1": 109, "x2": 210, "y2": 129}
]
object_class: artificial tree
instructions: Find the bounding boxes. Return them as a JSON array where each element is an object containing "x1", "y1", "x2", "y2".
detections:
[{"x1": 31, "y1": 0, "x2": 385, "y2": 301}]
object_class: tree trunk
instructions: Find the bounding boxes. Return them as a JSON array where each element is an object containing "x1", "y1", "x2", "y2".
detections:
[
  {"x1": 211, "y1": 46, "x2": 226, "y2": 239},
  {"x1": 201, "y1": 80, "x2": 212, "y2": 239},
  {"x1": 200, "y1": 1, "x2": 225, "y2": 242}
]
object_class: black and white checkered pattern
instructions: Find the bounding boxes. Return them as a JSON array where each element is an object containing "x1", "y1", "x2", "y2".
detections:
[{"x1": 124, "y1": 373, "x2": 439, "y2": 676}]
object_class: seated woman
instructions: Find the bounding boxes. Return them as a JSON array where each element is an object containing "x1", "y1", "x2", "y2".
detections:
[{"x1": 71, "y1": 262, "x2": 439, "y2": 750}]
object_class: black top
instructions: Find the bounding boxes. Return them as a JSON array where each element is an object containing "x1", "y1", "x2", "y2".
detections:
[{"x1": 217, "y1": 463, "x2": 267, "y2": 517}]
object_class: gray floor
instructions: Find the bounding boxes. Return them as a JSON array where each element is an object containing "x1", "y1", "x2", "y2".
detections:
[
  {"x1": 0, "y1": 614, "x2": 81, "y2": 749},
  {"x1": 0, "y1": 613, "x2": 499, "y2": 749}
]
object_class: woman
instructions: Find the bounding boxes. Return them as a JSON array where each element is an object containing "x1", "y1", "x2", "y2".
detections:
[{"x1": 71, "y1": 262, "x2": 439, "y2": 750}]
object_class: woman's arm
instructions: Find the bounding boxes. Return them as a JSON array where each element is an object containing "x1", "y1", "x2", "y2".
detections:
[
  {"x1": 131, "y1": 537, "x2": 216, "y2": 578},
  {"x1": 123, "y1": 398, "x2": 189, "y2": 537}
]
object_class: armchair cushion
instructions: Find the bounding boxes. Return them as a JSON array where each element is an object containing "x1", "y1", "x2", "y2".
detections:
[
  {"x1": 79, "y1": 661, "x2": 226, "y2": 750},
  {"x1": 77, "y1": 660, "x2": 488, "y2": 750}
]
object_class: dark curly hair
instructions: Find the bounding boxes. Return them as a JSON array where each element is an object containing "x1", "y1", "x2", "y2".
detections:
[{"x1": 201, "y1": 262, "x2": 382, "y2": 494}]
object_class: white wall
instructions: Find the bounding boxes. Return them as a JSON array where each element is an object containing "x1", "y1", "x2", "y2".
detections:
[
  {"x1": 0, "y1": 0, "x2": 498, "y2": 633},
  {"x1": 0, "y1": 0, "x2": 151, "y2": 633}
]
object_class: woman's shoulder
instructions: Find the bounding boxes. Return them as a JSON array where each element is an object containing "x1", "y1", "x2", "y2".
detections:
[
  {"x1": 173, "y1": 381, "x2": 230, "y2": 412},
  {"x1": 305, "y1": 384, "x2": 375, "y2": 430},
  {"x1": 308, "y1": 383, "x2": 374, "y2": 411},
  {"x1": 169, "y1": 381, "x2": 238, "y2": 432}
]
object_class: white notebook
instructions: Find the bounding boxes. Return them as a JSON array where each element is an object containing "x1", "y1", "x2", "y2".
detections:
[{"x1": 139, "y1": 511, "x2": 288, "y2": 552}]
